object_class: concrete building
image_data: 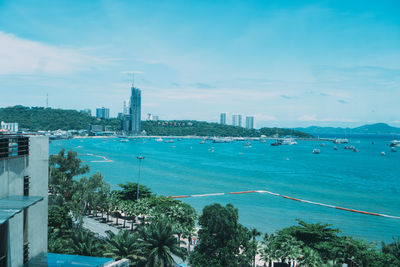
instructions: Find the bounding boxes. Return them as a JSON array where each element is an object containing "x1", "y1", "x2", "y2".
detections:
[
  {"x1": 232, "y1": 114, "x2": 242, "y2": 127},
  {"x1": 1, "y1": 121, "x2": 19, "y2": 133},
  {"x1": 0, "y1": 135, "x2": 48, "y2": 266},
  {"x1": 96, "y1": 107, "x2": 110, "y2": 119},
  {"x1": 245, "y1": 116, "x2": 255, "y2": 129},
  {"x1": 220, "y1": 113, "x2": 227, "y2": 125},
  {"x1": 122, "y1": 84, "x2": 141, "y2": 134}
]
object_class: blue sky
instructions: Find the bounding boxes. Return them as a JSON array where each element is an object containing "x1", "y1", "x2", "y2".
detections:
[{"x1": 0, "y1": 0, "x2": 399, "y2": 127}]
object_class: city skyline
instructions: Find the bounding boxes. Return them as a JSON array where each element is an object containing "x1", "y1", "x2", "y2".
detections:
[{"x1": 0, "y1": 1, "x2": 399, "y2": 128}]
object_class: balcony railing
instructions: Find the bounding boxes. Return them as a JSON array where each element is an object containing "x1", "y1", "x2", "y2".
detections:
[{"x1": 0, "y1": 135, "x2": 29, "y2": 160}]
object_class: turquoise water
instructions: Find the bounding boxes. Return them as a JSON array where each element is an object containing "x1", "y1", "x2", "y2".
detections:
[{"x1": 50, "y1": 137, "x2": 400, "y2": 243}]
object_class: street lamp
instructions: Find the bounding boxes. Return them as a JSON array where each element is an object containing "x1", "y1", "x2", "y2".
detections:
[{"x1": 136, "y1": 156, "x2": 145, "y2": 200}]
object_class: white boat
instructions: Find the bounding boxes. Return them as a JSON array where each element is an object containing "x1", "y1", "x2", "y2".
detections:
[
  {"x1": 155, "y1": 138, "x2": 163, "y2": 142},
  {"x1": 312, "y1": 149, "x2": 320, "y2": 154},
  {"x1": 119, "y1": 139, "x2": 129, "y2": 143},
  {"x1": 390, "y1": 140, "x2": 400, "y2": 147},
  {"x1": 333, "y1": 138, "x2": 349, "y2": 144},
  {"x1": 281, "y1": 137, "x2": 297, "y2": 145}
]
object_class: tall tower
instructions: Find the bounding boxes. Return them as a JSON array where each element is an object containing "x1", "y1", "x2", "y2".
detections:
[{"x1": 129, "y1": 77, "x2": 141, "y2": 134}]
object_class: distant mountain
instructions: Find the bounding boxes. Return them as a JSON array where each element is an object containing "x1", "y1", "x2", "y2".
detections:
[{"x1": 295, "y1": 123, "x2": 400, "y2": 135}]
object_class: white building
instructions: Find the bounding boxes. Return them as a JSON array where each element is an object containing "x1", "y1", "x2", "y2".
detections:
[
  {"x1": 232, "y1": 114, "x2": 242, "y2": 127},
  {"x1": 0, "y1": 135, "x2": 48, "y2": 266},
  {"x1": 220, "y1": 113, "x2": 227, "y2": 125},
  {"x1": 245, "y1": 116, "x2": 255, "y2": 129},
  {"x1": 1, "y1": 121, "x2": 18, "y2": 133}
]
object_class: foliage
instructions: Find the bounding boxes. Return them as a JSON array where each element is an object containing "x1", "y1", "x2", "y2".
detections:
[
  {"x1": 113, "y1": 182, "x2": 154, "y2": 202},
  {"x1": 104, "y1": 230, "x2": 145, "y2": 264},
  {"x1": 138, "y1": 217, "x2": 186, "y2": 267},
  {"x1": 190, "y1": 203, "x2": 252, "y2": 267},
  {"x1": 0, "y1": 105, "x2": 120, "y2": 131},
  {"x1": 142, "y1": 120, "x2": 312, "y2": 138}
]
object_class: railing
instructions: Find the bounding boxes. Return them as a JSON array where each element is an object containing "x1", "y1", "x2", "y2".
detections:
[{"x1": 0, "y1": 135, "x2": 29, "y2": 160}]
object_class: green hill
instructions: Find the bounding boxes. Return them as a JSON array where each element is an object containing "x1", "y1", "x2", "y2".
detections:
[
  {"x1": 142, "y1": 120, "x2": 312, "y2": 138},
  {"x1": 0, "y1": 106, "x2": 312, "y2": 137},
  {"x1": 0, "y1": 106, "x2": 120, "y2": 131}
]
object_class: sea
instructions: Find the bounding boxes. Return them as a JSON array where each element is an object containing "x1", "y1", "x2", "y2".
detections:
[{"x1": 50, "y1": 135, "x2": 400, "y2": 243}]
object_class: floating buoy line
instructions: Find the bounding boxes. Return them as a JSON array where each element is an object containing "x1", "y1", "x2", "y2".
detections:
[
  {"x1": 168, "y1": 189, "x2": 400, "y2": 220},
  {"x1": 78, "y1": 153, "x2": 113, "y2": 162}
]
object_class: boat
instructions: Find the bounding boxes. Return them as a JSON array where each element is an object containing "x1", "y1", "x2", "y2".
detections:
[
  {"x1": 320, "y1": 143, "x2": 326, "y2": 147},
  {"x1": 312, "y1": 149, "x2": 320, "y2": 154},
  {"x1": 119, "y1": 139, "x2": 129, "y2": 143},
  {"x1": 243, "y1": 142, "x2": 251, "y2": 146},
  {"x1": 270, "y1": 140, "x2": 281, "y2": 146},
  {"x1": 280, "y1": 137, "x2": 297, "y2": 145},
  {"x1": 164, "y1": 139, "x2": 174, "y2": 143},
  {"x1": 352, "y1": 148, "x2": 358, "y2": 152},
  {"x1": 391, "y1": 147, "x2": 397, "y2": 152},
  {"x1": 333, "y1": 146, "x2": 338, "y2": 150},
  {"x1": 381, "y1": 151, "x2": 386, "y2": 156},
  {"x1": 155, "y1": 138, "x2": 163, "y2": 142},
  {"x1": 260, "y1": 139, "x2": 267, "y2": 143},
  {"x1": 390, "y1": 140, "x2": 400, "y2": 147},
  {"x1": 333, "y1": 138, "x2": 349, "y2": 144},
  {"x1": 212, "y1": 137, "x2": 234, "y2": 143}
]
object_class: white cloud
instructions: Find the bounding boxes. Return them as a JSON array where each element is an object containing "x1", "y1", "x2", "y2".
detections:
[{"x1": 0, "y1": 31, "x2": 107, "y2": 75}]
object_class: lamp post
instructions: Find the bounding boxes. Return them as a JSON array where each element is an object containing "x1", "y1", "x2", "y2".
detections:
[{"x1": 136, "y1": 156, "x2": 145, "y2": 200}]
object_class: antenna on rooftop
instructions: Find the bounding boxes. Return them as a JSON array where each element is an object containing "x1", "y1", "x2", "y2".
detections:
[{"x1": 132, "y1": 73, "x2": 135, "y2": 87}]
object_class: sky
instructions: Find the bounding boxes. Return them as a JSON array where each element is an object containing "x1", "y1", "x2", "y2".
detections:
[{"x1": 0, "y1": 0, "x2": 399, "y2": 128}]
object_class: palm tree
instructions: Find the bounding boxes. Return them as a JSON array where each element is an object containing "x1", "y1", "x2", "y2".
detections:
[
  {"x1": 261, "y1": 233, "x2": 278, "y2": 267},
  {"x1": 104, "y1": 230, "x2": 145, "y2": 264},
  {"x1": 298, "y1": 247, "x2": 323, "y2": 267},
  {"x1": 68, "y1": 227, "x2": 104, "y2": 257},
  {"x1": 139, "y1": 217, "x2": 186, "y2": 267},
  {"x1": 250, "y1": 228, "x2": 262, "y2": 267}
]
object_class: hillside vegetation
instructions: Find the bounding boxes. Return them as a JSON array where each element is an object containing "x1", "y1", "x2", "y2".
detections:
[{"x1": 0, "y1": 106, "x2": 312, "y2": 137}]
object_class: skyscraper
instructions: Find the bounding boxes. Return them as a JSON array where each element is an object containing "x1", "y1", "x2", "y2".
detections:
[
  {"x1": 122, "y1": 83, "x2": 141, "y2": 134},
  {"x1": 220, "y1": 113, "x2": 227, "y2": 125},
  {"x1": 245, "y1": 116, "x2": 255, "y2": 129},
  {"x1": 96, "y1": 107, "x2": 110, "y2": 119},
  {"x1": 232, "y1": 114, "x2": 242, "y2": 127}
]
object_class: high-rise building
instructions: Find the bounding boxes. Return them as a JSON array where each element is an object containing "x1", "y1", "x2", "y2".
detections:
[
  {"x1": 147, "y1": 113, "x2": 153, "y2": 121},
  {"x1": 123, "y1": 101, "x2": 129, "y2": 115},
  {"x1": 220, "y1": 113, "x2": 227, "y2": 125},
  {"x1": 232, "y1": 114, "x2": 242, "y2": 127},
  {"x1": 152, "y1": 115, "x2": 159, "y2": 121},
  {"x1": 122, "y1": 84, "x2": 141, "y2": 134},
  {"x1": 96, "y1": 107, "x2": 110, "y2": 119},
  {"x1": 245, "y1": 116, "x2": 255, "y2": 129}
]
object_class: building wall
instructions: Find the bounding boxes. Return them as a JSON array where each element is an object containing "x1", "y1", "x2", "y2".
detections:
[
  {"x1": 27, "y1": 136, "x2": 48, "y2": 261},
  {"x1": 0, "y1": 136, "x2": 48, "y2": 267}
]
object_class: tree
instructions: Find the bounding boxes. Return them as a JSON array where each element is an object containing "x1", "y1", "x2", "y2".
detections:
[
  {"x1": 67, "y1": 227, "x2": 105, "y2": 257},
  {"x1": 261, "y1": 233, "x2": 278, "y2": 267},
  {"x1": 114, "y1": 182, "x2": 153, "y2": 201},
  {"x1": 104, "y1": 230, "x2": 145, "y2": 264},
  {"x1": 298, "y1": 247, "x2": 323, "y2": 267},
  {"x1": 249, "y1": 228, "x2": 261, "y2": 267},
  {"x1": 139, "y1": 217, "x2": 186, "y2": 267},
  {"x1": 190, "y1": 203, "x2": 252, "y2": 267},
  {"x1": 49, "y1": 149, "x2": 89, "y2": 202}
]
